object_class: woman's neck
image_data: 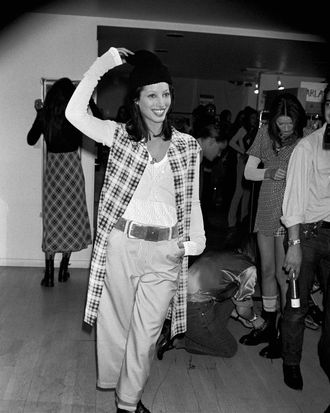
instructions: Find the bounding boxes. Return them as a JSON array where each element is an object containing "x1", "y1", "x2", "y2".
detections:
[{"x1": 148, "y1": 128, "x2": 163, "y2": 140}]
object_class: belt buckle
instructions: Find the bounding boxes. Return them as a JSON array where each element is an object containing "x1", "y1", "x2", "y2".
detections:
[
  {"x1": 127, "y1": 221, "x2": 138, "y2": 239},
  {"x1": 146, "y1": 227, "x2": 160, "y2": 242}
]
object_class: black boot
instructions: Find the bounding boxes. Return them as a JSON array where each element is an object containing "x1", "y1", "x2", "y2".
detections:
[
  {"x1": 58, "y1": 254, "x2": 70, "y2": 282},
  {"x1": 239, "y1": 311, "x2": 277, "y2": 346},
  {"x1": 259, "y1": 316, "x2": 282, "y2": 359},
  {"x1": 41, "y1": 258, "x2": 54, "y2": 287},
  {"x1": 156, "y1": 319, "x2": 174, "y2": 360}
]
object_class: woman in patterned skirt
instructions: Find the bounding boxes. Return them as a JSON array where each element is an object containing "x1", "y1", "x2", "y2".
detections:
[
  {"x1": 27, "y1": 78, "x2": 92, "y2": 287},
  {"x1": 239, "y1": 93, "x2": 311, "y2": 358}
]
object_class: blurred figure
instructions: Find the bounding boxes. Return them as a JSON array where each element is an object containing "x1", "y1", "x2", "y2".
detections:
[
  {"x1": 227, "y1": 107, "x2": 258, "y2": 230},
  {"x1": 192, "y1": 103, "x2": 217, "y2": 138},
  {"x1": 241, "y1": 93, "x2": 311, "y2": 359},
  {"x1": 197, "y1": 123, "x2": 227, "y2": 228},
  {"x1": 218, "y1": 108, "x2": 232, "y2": 140},
  {"x1": 27, "y1": 77, "x2": 92, "y2": 287}
]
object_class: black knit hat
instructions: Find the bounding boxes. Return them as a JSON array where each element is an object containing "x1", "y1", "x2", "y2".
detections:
[{"x1": 126, "y1": 50, "x2": 172, "y2": 91}]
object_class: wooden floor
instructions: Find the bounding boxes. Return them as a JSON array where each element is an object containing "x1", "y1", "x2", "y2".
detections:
[{"x1": 0, "y1": 265, "x2": 329, "y2": 413}]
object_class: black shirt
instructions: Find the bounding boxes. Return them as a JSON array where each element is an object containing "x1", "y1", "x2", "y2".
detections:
[{"x1": 27, "y1": 109, "x2": 82, "y2": 153}]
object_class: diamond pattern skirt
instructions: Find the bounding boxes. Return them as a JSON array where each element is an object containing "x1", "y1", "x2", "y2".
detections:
[{"x1": 42, "y1": 151, "x2": 92, "y2": 253}]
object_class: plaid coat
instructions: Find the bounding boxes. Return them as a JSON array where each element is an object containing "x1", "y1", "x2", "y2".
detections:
[{"x1": 84, "y1": 123, "x2": 201, "y2": 337}]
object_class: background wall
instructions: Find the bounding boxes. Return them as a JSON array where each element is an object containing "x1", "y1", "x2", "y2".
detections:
[
  {"x1": 0, "y1": 12, "x2": 323, "y2": 268},
  {"x1": 0, "y1": 13, "x2": 99, "y2": 267}
]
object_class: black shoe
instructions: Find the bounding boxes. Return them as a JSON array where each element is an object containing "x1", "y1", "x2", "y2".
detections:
[
  {"x1": 283, "y1": 364, "x2": 303, "y2": 390},
  {"x1": 136, "y1": 400, "x2": 151, "y2": 413},
  {"x1": 307, "y1": 304, "x2": 323, "y2": 326},
  {"x1": 41, "y1": 258, "x2": 54, "y2": 287},
  {"x1": 239, "y1": 324, "x2": 270, "y2": 345},
  {"x1": 117, "y1": 400, "x2": 151, "y2": 413},
  {"x1": 58, "y1": 255, "x2": 70, "y2": 282},
  {"x1": 259, "y1": 338, "x2": 281, "y2": 359},
  {"x1": 156, "y1": 332, "x2": 174, "y2": 360}
]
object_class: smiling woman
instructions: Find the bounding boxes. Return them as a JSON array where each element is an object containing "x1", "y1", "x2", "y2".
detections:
[{"x1": 65, "y1": 46, "x2": 205, "y2": 413}]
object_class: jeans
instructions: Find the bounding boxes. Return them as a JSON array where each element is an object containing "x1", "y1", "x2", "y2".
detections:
[
  {"x1": 318, "y1": 264, "x2": 330, "y2": 380},
  {"x1": 184, "y1": 299, "x2": 237, "y2": 357},
  {"x1": 281, "y1": 226, "x2": 330, "y2": 366}
]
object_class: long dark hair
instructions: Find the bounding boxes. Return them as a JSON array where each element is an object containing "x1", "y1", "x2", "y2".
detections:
[
  {"x1": 125, "y1": 85, "x2": 174, "y2": 142},
  {"x1": 43, "y1": 77, "x2": 75, "y2": 143},
  {"x1": 268, "y1": 92, "x2": 307, "y2": 151}
]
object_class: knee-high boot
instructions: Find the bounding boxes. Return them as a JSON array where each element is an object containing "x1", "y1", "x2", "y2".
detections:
[
  {"x1": 58, "y1": 254, "x2": 70, "y2": 282},
  {"x1": 41, "y1": 257, "x2": 54, "y2": 287},
  {"x1": 239, "y1": 310, "x2": 277, "y2": 346},
  {"x1": 259, "y1": 316, "x2": 282, "y2": 359}
]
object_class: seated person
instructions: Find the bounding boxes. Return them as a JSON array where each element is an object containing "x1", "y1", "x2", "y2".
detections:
[{"x1": 156, "y1": 233, "x2": 265, "y2": 359}]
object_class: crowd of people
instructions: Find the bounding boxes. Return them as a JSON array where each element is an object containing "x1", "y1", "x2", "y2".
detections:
[{"x1": 27, "y1": 46, "x2": 329, "y2": 413}]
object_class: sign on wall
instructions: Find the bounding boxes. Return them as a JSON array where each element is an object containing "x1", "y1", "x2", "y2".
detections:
[{"x1": 300, "y1": 81, "x2": 327, "y2": 114}]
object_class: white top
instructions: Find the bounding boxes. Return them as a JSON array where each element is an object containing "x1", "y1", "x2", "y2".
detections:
[
  {"x1": 123, "y1": 154, "x2": 177, "y2": 226},
  {"x1": 281, "y1": 123, "x2": 330, "y2": 228}
]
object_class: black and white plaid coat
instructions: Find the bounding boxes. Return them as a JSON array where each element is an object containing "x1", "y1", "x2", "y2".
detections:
[{"x1": 84, "y1": 123, "x2": 201, "y2": 337}]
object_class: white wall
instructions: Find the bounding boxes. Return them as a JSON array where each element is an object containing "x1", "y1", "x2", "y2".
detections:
[{"x1": 0, "y1": 13, "x2": 100, "y2": 267}]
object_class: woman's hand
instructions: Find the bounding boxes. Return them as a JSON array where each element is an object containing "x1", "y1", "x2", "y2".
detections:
[
  {"x1": 116, "y1": 47, "x2": 134, "y2": 63},
  {"x1": 265, "y1": 167, "x2": 286, "y2": 180},
  {"x1": 177, "y1": 240, "x2": 185, "y2": 257},
  {"x1": 34, "y1": 99, "x2": 43, "y2": 112}
]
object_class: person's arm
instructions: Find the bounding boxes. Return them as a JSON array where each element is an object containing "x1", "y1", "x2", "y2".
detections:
[
  {"x1": 281, "y1": 144, "x2": 311, "y2": 278},
  {"x1": 65, "y1": 47, "x2": 132, "y2": 146},
  {"x1": 27, "y1": 106, "x2": 44, "y2": 146},
  {"x1": 244, "y1": 155, "x2": 286, "y2": 181},
  {"x1": 182, "y1": 151, "x2": 206, "y2": 256},
  {"x1": 228, "y1": 128, "x2": 245, "y2": 155},
  {"x1": 283, "y1": 224, "x2": 302, "y2": 278}
]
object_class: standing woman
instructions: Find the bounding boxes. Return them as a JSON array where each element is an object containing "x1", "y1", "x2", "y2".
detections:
[
  {"x1": 65, "y1": 47, "x2": 205, "y2": 413},
  {"x1": 240, "y1": 93, "x2": 310, "y2": 358},
  {"x1": 227, "y1": 107, "x2": 258, "y2": 229},
  {"x1": 27, "y1": 78, "x2": 92, "y2": 287}
]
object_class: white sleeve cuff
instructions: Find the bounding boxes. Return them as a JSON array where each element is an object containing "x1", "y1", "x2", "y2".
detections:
[{"x1": 110, "y1": 47, "x2": 123, "y2": 66}]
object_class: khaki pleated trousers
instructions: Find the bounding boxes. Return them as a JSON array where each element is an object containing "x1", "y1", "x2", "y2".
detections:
[{"x1": 96, "y1": 227, "x2": 181, "y2": 406}]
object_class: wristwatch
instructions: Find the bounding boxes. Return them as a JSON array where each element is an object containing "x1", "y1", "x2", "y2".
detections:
[{"x1": 288, "y1": 239, "x2": 301, "y2": 246}]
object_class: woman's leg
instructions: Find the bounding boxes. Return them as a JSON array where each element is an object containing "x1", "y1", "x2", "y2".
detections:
[
  {"x1": 116, "y1": 237, "x2": 181, "y2": 408},
  {"x1": 227, "y1": 157, "x2": 244, "y2": 228},
  {"x1": 41, "y1": 252, "x2": 55, "y2": 287},
  {"x1": 58, "y1": 252, "x2": 71, "y2": 282},
  {"x1": 258, "y1": 233, "x2": 277, "y2": 302},
  {"x1": 240, "y1": 233, "x2": 278, "y2": 347},
  {"x1": 97, "y1": 228, "x2": 181, "y2": 411}
]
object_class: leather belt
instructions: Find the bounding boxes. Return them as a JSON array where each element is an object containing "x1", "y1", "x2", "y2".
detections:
[
  {"x1": 114, "y1": 217, "x2": 178, "y2": 242},
  {"x1": 321, "y1": 221, "x2": 330, "y2": 229}
]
